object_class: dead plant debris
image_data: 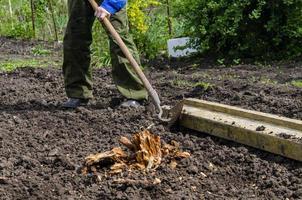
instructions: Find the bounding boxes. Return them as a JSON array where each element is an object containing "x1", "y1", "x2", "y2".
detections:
[{"x1": 81, "y1": 130, "x2": 190, "y2": 176}]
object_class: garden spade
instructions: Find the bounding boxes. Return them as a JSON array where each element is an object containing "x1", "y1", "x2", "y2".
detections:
[{"x1": 87, "y1": 0, "x2": 182, "y2": 123}]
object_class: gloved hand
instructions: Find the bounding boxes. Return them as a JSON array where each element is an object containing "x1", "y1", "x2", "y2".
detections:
[{"x1": 96, "y1": 0, "x2": 127, "y2": 20}]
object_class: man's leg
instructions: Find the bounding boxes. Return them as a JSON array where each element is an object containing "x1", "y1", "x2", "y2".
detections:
[
  {"x1": 63, "y1": 0, "x2": 95, "y2": 100},
  {"x1": 108, "y1": 8, "x2": 148, "y2": 101}
]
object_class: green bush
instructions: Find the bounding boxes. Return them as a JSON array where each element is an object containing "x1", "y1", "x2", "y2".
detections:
[
  {"x1": 0, "y1": 1, "x2": 33, "y2": 38},
  {"x1": 132, "y1": 10, "x2": 170, "y2": 59},
  {"x1": 128, "y1": 0, "x2": 171, "y2": 58},
  {"x1": 174, "y1": 0, "x2": 302, "y2": 59},
  {"x1": 0, "y1": 0, "x2": 68, "y2": 41}
]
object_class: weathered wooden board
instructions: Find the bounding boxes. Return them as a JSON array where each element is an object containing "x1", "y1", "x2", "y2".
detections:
[{"x1": 177, "y1": 98, "x2": 302, "y2": 162}]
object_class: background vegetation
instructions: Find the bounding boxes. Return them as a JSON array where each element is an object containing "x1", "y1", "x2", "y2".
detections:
[
  {"x1": 0, "y1": 0, "x2": 301, "y2": 66},
  {"x1": 175, "y1": 0, "x2": 302, "y2": 59}
]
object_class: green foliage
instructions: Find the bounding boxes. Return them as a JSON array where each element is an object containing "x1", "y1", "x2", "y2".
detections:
[
  {"x1": 0, "y1": 59, "x2": 39, "y2": 71},
  {"x1": 6, "y1": 23, "x2": 34, "y2": 39},
  {"x1": 0, "y1": 0, "x2": 33, "y2": 38},
  {"x1": 0, "y1": 0, "x2": 173, "y2": 60},
  {"x1": 217, "y1": 58, "x2": 225, "y2": 66},
  {"x1": 0, "y1": 0, "x2": 170, "y2": 63},
  {"x1": 90, "y1": 22, "x2": 112, "y2": 67},
  {"x1": 133, "y1": 10, "x2": 170, "y2": 58},
  {"x1": 1, "y1": 0, "x2": 302, "y2": 62},
  {"x1": 174, "y1": 0, "x2": 302, "y2": 59},
  {"x1": 0, "y1": 0, "x2": 68, "y2": 40},
  {"x1": 31, "y1": 45, "x2": 51, "y2": 55},
  {"x1": 171, "y1": 77, "x2": 214, "y2": 91},
  {"x1": 233, "y1": 58, "x2": 241, "y2": 65},
  {"x1": 128, "y1": 0, "x2": 160, "y2": 33},
  {"x1": 260, "y1": 77, "x2": 277, "y2": 85},
  {"x1": 0, "y1": 57, "x2": 60, "y2": 72},
  {"x1": 291, "y1": 80, "x2": 302, "y2": 88},
  {"x1": 128, "y1": 0, "x2": 170, "y2": 58},
  {"x1": 194, "y1": 81, "x2": 213, "y2": 91},
  {"x1": 171, "y1": 78, "x2": 193, "y2": 87}
]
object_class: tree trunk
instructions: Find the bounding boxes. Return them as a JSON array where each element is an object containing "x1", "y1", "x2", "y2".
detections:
[
  {"x1": 48, "y1": 0, "x2": 58, "y2": 41},
  {"x1": 8, "y1": 0, "x2": 13, "y2": 26},
  {"x1": 166, "y1": 0, "x2": 172, "y2": 36},
  {"x1": 30, "y1": 0, "x2": 35, "y2": 38}
]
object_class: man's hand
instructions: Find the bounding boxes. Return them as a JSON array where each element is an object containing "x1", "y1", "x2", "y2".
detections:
[{"x1": 95, "y1": 6, "x2": 110, "y2": 21}]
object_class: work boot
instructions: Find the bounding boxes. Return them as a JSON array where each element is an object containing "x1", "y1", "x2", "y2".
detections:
[
  {"x1": 120, "y1": 100, "x2": 141, "y2": 108},
  {"x1": 62, "y1": 98, "x2": 89, "y2": 108}
]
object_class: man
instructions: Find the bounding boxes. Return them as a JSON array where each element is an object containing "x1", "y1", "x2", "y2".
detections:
[{"x1": 62, "y1": 0, "x2": 148, "y2": 108}]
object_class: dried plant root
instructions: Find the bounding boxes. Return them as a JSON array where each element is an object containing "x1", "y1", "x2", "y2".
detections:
[{"x1": 81, "y1": 130, "x2": 190, "y2": 176}]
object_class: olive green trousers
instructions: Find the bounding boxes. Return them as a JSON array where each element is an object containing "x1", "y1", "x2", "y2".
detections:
[{"x1": 63, "y1": 0, "x2": 148, "y2": 100}]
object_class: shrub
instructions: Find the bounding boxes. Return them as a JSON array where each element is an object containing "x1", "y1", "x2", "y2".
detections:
[
  {"x1": 128, "y1": 0, "x2": 161, "y2": 33},
  {"x1": 0, "y1": 1, "x2": 33, "y2": 38},
  {"x1": 128, "y1": 0, "x2": 170, "y2": 58},
  {"x1": 174, "y1": 0, "x2": 302, "y2": 59}
]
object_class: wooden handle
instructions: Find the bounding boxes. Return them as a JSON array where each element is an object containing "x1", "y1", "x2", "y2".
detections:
[{"x1": 87, "y1": 0, "x2": 161, "y2": 107}]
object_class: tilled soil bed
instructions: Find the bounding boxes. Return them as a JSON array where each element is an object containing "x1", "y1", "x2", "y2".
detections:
[{"x1": 1, "y1": 38, "x2": 302, "y2": 200}]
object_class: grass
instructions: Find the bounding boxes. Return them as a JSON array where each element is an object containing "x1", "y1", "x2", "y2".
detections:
[
  {"x1": 249, "y1": 76, "x2": 278, "y2": 85},
  {"x1": 291, "y1": 80, "x2": 302, "y2": 88},
  {"x1": 194, "y1": 81, "x2": 214, "y2": 91},
  {"x1": 260, "y1": 77, "x2": 278, "y2": 85},
  {"x1": 0, "y1": 57, "x2": 60, "y2": 72},
  {"x1": 171, "y1": 77, "x2": 213, "y2": 91},
  {"x1": 217, "y1": 74, "x2": 240, "y2": 81},
  {"x1": 171, "y1": 78, "x2": 194, "y2": 87},
  {"x1": 31, "y1": 45, "x2": 52, "y2": 56}
]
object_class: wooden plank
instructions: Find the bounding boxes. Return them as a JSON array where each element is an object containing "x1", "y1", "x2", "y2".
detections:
[
  {"x1": 178, "y1": 99, "x2": 302, "y2": 162},
  {"x1": 184, "y1": 98, "x2": 302, "y2": 131}
]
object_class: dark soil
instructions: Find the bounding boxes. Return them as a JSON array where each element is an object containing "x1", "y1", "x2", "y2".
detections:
[
  {"x1": 1, "y1": 37, "x2": 302, "y2": 200},
  {"x1": 0, "y1": 36, "x2": 59, "y2": 55}
]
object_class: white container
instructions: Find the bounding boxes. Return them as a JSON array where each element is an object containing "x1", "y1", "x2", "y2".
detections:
[{"x1": 167, "y1": 37, "x2": 199, "y2": 58}]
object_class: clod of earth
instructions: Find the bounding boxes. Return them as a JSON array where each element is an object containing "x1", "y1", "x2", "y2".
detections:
[
  {"x1": 0, "y1": 177, "x2": 9, "y2": 185},
  {"x1": 256, "y1": 125, "x2": 266, "y2": 131},
  {"x1": 81, "y1": 130, "x2": 190, "y2": 176},
  {"x1": 278, "y1": 132, "x2": 294, "y2": 139}
]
